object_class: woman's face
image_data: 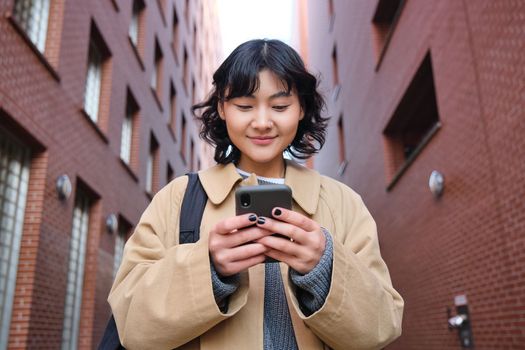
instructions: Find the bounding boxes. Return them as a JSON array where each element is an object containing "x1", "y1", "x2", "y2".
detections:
[{"x1": 219, "y1": 69, "x2": 303, "y2": 177}]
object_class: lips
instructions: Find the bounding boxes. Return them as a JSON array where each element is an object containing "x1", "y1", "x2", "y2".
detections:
[{"x1": 248, "y1": 136, "x2": 277, "y2": 145}]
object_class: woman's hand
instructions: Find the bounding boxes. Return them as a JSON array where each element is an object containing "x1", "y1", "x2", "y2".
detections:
[
  {"x1": 255, "y1": 208, "x2": 326, "y2": 274},
  {"x1": 209, "y1": 213, "x2": 273, "y2": 276}
]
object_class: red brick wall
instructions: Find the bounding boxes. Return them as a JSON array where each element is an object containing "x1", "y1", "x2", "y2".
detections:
[
  {"x1": 0, "y1": 0, "x2": 220, "y2": 348},
  {"x1": 306, "y1": 0, "x2": 524, "y2": 349}
]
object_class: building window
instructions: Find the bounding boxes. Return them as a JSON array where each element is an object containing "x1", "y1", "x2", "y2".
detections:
[
  {"x1": 83, "y1": 24, "x2": 111, "y2": 124},
  {"x1": 120, "y1": 91, "x2": 139, "y2": 165},
  {"x1": 372, "y1": 0, "x2": 405, "y2": 68},
  {"x1": 331, "y1": 46, "x2": 340, "y2": 100},
  {"x1": 146, "y1": 134, "x2": 159, "y2": 194},
  {"x1": 191, "y1": 78, "x2": 196, "y2": 106},
  {"x1": 169, "y1": 82, "x2": 177, "y2": 136},
  {"x1": 328, "y1": 0, "x2": 335, "y2": 31},
  {"x1": 172, "y1": 6, "x2": 179, "y2": 61},
  {"x1": 331, "y1": 46, "x2": 339, "y2": 87},
  {"x1": 12, "y1": 0, "x2": 51, "y2": 52},
  {"x1": 113, "y1": 228, "x2": 125, "y2": 279},
  {"x1": 61, "y1": 188, "x2": 92, "y2": 350},
  {"x1": 0, "y1": 128, "x2": 31, "y2": 350},
  {"x1": 156, "y1": 0, "x2": 167, "y2": 25},
  {"x1": 184, "y1": 0, "x2": 190, "y2": 29},
  {"x1": 129, "y1": 0, "x2": 145, "y2": 47},
  {"x1": 193, "y1": 24, "x2": 197, "y2": 56},
  {"x1": 337, "y1": 115, "x2": 348, "y2": 176},
  {"x1": 120, "y1": 111, "x2": 132, "y2": 164},
  {"x1": 113, "y1": 218, "x2": 131, "y2": 279},
  {"x1": 384, "y1": 52, "x2": 441, "y2": 190},
  {"x1": 180, "y1": 113, "x2": 187, "y2": 163},
  {"x1": 84, "y1": 40, "x2": 102, "y2": 122},
  {"x1": 199, "y1": 51, "x2": 204, "y2": 83},
  {"x1": 183, "y1": 47, "x2": 189, "y2": 92},
  {"x1": 151, "y1": 38, "x2": 163, "y2": 98}
]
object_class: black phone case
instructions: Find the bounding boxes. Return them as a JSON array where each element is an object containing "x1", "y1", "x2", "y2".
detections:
[
  {"x1": 235, "y1": 184, "x2": 292, "y2": 217},
  {"x1": 235, "y1": 184, "x2": 292, "y2": 263}
]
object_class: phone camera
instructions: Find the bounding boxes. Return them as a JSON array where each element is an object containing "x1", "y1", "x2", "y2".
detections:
[{"x1": 240, "y1": 193, "x2": 251, "y2": 208}]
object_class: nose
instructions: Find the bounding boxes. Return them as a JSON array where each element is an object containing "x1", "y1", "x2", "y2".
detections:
[{"x1": 251, "y1": 108, "x2": 273, "y2": 129}]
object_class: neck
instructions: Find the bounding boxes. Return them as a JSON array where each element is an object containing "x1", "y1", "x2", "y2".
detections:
[{"x1": 237, "y1": 157, "x2": 286, "y2": 178}]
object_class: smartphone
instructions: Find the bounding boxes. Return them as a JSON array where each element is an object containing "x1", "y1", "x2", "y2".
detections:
[
  {"x1": 235, "y1": 185, "x2": 292, "y2": 263},
  {"x1": 235, "y1": 184, "x2": 292, "y2": 218}
]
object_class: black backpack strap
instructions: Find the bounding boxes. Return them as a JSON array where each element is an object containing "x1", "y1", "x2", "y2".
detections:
[
  {"x1": 98, "y1": 173, "x2": 207, "y2": 349},
  {"x1": 179, "y1": 172, "x2": 208, "y2": 244},
  {"x1": 98, "y1": 315, "x2": 124, "y2": 350}
]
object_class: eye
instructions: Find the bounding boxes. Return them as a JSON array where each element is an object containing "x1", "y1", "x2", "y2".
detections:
[
  {"x1": 272, "y1": 105, "x2": 290, "y2": 112},
  {"x1": 234, "y1": 104, "x2": 252, "y2": 111}
]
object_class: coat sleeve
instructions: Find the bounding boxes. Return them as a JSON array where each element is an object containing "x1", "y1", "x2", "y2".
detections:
[
  {"x1": 107, "y1": 176, "x2": 249, "y2": 350},
  {"x1": 287, "y1": 181, "x2": 404, "y2": 350}
]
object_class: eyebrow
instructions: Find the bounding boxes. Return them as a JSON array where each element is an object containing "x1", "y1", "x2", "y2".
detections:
[{"x1": 243, "y1": 91, "x2": 292, "y2": 99}]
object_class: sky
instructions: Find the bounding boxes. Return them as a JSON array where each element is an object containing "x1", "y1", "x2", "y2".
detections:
[{"x1": 217, "y1": 0, "x2": 296, "y2": 59}]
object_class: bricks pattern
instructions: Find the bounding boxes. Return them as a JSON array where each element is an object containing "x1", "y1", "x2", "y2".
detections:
[
  {"x1": 0, "y1": 0, "x2": 220, "y2": 348},
  {"x1": 307, "y1": 0, "x2": 525, "y2": 348}
]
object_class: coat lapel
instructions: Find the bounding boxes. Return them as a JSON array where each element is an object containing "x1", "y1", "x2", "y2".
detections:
[{"x1": 198, "y1": 160, "x2": 322, "y2": 216}]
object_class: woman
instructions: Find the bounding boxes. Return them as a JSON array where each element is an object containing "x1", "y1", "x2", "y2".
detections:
[{"x1": 108, "y1": 39, "x2": 403, "y2": 349}]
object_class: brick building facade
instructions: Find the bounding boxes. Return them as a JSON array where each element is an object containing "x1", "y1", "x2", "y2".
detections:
[
  {"x1": 0, "y1": 0, "x2": 220, "y2": 348},
  {"x1": 302, "y1": 0, "x2": 524, "y2": 349}
]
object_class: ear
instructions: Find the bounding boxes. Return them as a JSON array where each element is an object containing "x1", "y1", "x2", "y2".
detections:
[
  {"x1": 299, "y1": 108, "x2": 305, "y2": 121},
  {"x1": 218, "y1": 102, "x2": 226, "y2": 120}
]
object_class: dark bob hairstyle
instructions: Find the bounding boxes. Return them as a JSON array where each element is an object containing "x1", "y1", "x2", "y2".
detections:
[{"x1": 192, "y1": 39, "x2": 329, "y2": 164}]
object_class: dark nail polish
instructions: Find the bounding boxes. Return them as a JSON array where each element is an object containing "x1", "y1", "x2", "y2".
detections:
[
  {"x1": 257, "y1": 217, "x2": 266, "y2": 225},
  {"x1": 249, "y1": 214, "x2": 257, "y2": 222},
  {"x1": 273, "y1": 208, "x2": 282, "y2": 216}
]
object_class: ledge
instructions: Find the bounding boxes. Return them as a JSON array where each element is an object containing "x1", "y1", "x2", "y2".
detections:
[
  {"x1": 119, "y1": 158, "x2": 139, "y2": 183},
  {"x1": 150, "y1": 87, "x2": 163, "y2": 112},
  {"x1": 386, "y1": 122, "x2": 441, "y2": 192},
  {"x1": 110, "y1": 0, "x2": 119, "y2": 11},
  {"x1": 79, "y1": 108, "x2": 109, "y2": 144},
  {"x1": 156, "y1": 0, "x2": 167, "y2": 26},
  {"x1": 171, "y1": 44, "x2": 180, "y2": 66},
  {"x1": 180, "y1": 150, "x2": 187, "y2": 165},
  {"x1": 168, "y1": 122, "x2": 177, "y2": 142},
  {"x1": 128, "y1": 36, "x2": 145, "y2": 71},
  {"x1": 7, "y1": 13, "x2": 60, "y2": 82}
]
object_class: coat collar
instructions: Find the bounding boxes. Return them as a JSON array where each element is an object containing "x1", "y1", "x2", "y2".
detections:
[{"x1": 198, "y1": 160, "x2": 321, "y2": 215}]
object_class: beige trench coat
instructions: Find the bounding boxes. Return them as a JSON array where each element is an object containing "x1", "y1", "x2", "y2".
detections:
[{"x1": 108, "y1": 160, "x2": 404, "y2": 350}]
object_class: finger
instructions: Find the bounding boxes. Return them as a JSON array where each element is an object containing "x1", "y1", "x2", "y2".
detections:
[
  {"x1": 257, "y1": 235, "x2": 303, "y2": 257},
  {"x1": 256, "y1": 216, "x2": 304, "y2": 244},
  {"x1": 264, "y1": 248, "x2": 295, "y2": 266},
  {"x1": 271, "y1": 208, "x2": 318, "y2": 232},
  {"x1": 225, "y1": 226, "x2": 274, "y2": 247},
  {"x1": 265, "y1": 249, "x2": 316, "y2": 275},
  {"x1": 212, "y1": 243, "x2": 267, "y2": 275},
  {"x1": 226, "y1": 254, "x2": 267, "y2": 275},
  {"x1": 227, "y1": 242, "x2": 268, "y2": 262},
  {"x1": 213, "y1": 213, "x2": 258, "y2": 234}
]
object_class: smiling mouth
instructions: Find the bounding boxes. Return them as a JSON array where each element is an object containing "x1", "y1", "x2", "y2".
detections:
[
  {"x1": 249, "y1": 136, "x2": 276, "y2": 140},
  {"x1": 248, "y1": 136, "x2": 277, "y2": 145}
]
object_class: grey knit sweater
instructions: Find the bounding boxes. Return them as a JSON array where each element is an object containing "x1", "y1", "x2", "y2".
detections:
[{"x1": 210, "y1": 175, "x2": 334, "y2": 349}]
